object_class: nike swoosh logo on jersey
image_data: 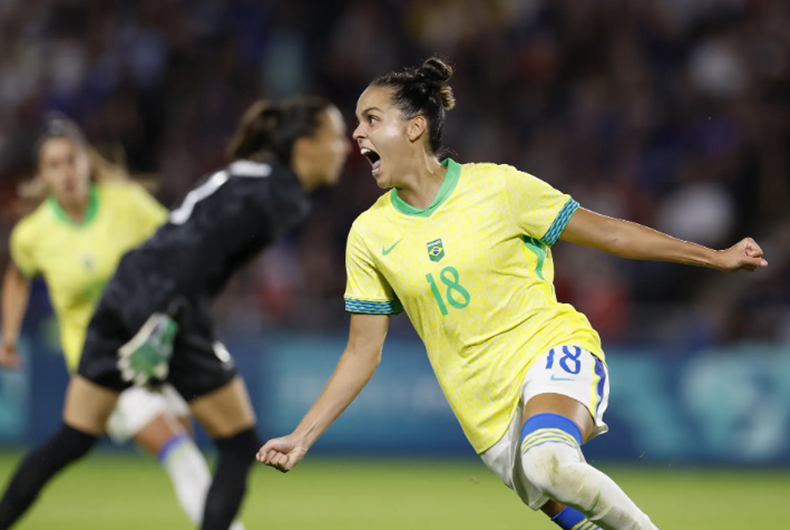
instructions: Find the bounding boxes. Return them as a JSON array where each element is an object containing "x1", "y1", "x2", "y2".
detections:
[
  {"x1": 550, "y1": 374, "x2": 574, "y2": 382},
  {"x1": 382, "y1": 239, "x2": 403, "y2": 256}
]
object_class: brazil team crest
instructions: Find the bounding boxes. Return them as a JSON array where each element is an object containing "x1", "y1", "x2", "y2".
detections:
[{"x1": 426, "y1": 238, "x2": 445, "y2": 262}]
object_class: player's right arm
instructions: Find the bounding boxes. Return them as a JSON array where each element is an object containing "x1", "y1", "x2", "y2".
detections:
[
  {"x1": 2, "y1": 221, "x2": 38, "y2": 369},
  {"x1": 0, "y1": 262, "x2": 31, "y2": 369},
  {"x1": 257, "y1": 313, "x2": 389, "y2": 472}
]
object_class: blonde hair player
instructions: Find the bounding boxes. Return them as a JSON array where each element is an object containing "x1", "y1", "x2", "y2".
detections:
[
  {"x1": 258, "y1": 58, "x2": 767, "y2": 530},
  {"x1": 0, "y1": 116, "x2": 243, "y2": 528}
]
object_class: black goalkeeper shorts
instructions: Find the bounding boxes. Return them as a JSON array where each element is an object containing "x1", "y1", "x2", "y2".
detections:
[{"x1": 77, "y1": 281, "x2": 237, "y2": 401}]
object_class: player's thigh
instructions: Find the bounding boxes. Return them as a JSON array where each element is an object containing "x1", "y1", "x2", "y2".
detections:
[
  {"x1": 64, "y1": 375, "x2": 120, "y2": 435},
  {"x1": 522, "y1": 346, "x2": 610, "y2": 443},
  {"x1": 523, "y1": 393, "x2": 594, "y2": 441},
  {"x1": 161, "y1": 383, "x2": 191, "y2": 417},
  {"x1": 189, "y1": 376, "x2": 256, "y2": 438},
  {"x1": 133, "y1": 414, "x2": 188, "y2": 455},
  {"x1": 162, "y1": 383, "x2": 194, "y2": 434},
  {"x1": 107, "y1": 385, "x2": 189, "y2": 453}
]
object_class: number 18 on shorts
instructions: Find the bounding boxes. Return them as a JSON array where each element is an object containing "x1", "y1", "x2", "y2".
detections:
[{"x1": 525, "y1": 346, "x2": 610, "y2": 438}]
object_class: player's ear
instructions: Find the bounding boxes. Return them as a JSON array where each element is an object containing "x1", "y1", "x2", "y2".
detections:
[{"x1": 407, "y1": 115, "x2": 427, "y2": 143}]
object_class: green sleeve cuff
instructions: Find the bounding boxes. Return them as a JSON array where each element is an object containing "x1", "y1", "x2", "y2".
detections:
[
  {"x1": 344, "y1": 298, "x2": 403, "y2": 315},
  {"x1": 541, "y1": 198, "x2": 579, "y2": 247}
]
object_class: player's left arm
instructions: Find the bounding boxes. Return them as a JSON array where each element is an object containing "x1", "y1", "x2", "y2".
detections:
[{"x1": 560, "y1": 207, "x2": 768, "y2": 272}]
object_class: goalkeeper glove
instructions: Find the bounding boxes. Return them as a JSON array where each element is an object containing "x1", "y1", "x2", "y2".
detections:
[{"x1": 117, "y1": 312, "x2": 178, "y2": 387}]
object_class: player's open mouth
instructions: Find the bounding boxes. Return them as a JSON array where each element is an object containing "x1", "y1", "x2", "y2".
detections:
[{"x1": 361, "y1": 147, "x2": 382, "y2": 175}]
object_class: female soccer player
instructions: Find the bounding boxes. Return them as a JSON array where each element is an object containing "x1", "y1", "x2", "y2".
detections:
[
  {"x1": 0, "y1": 116, "x2": 243, "y2": 528},
  {"x1": 0, "y1": 97, "x2": 350, "y2": 530},
  {"x1": 257, "y1": 59, "x2": 767, "y2": 530}
]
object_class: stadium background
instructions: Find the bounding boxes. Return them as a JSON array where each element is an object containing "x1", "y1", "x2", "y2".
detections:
[{"x1": 0, "y1": 0, "x2": 788, "y2": 528}]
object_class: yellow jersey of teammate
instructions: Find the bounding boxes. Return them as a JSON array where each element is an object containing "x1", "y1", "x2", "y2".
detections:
[
  {"x1": 344, "y1": 159, "x2": 603, "y2": 453},
  {"x1": 10, "y1": 180, "x2": 167, "y2": 371}
]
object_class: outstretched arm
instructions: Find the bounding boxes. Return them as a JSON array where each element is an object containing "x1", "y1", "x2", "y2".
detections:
[
  {"x1": 1, "y1": 262, "x2": 31, "y2": 369},
  {"x1": 560, "y1": 208, "x2": 768, "y2": 272},
  {"x1": 257, "y1": 313, "x2": 389, "y2": 472}
]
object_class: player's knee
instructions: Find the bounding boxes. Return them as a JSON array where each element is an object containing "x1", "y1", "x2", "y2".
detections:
[
  {"x1": 214, "y1": 427, "x2": 260, "y2": 461},
  {"x1": 212, "y1": 427, "x2": 261, "y2": 479},
  {"x1": 52, "y1": 424, "x2": 99, "y2": 462},
  {"x1": 521, "y1": 441, "x2": 583, "y2": 497},
  {"x1": 520, "y1": 413, "x2": 584, "y2": 499}
]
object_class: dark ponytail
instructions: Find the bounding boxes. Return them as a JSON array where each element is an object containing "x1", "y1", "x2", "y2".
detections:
[
  {"x1": 371, "y1": 57, "x2": 456, "y2": 154},
  {"x1": 226, "y1": 96, "x2": 333, "y2": 164}
]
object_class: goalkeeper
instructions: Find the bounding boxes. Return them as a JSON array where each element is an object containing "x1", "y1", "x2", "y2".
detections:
[{"x1": 0, "y1": 96, "x2": 351, "y2": 530}]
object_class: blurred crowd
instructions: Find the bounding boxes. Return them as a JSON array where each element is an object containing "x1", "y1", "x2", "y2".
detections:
[{"x1": 1, "y1": 0, "x2": 789, "y2": 350}]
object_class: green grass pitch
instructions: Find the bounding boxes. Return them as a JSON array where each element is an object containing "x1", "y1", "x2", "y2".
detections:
[{"x1": 0, "y1": 451, "x2": 785, "y2": 528}]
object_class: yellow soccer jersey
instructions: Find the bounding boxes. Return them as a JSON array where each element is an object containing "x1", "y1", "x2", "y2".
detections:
[
  {"x1": 344, "y1": 159, "x2": 603, "y2": 453},
  {"x1": 10, "y1": 181, "x2": 167, "y2": 371}
]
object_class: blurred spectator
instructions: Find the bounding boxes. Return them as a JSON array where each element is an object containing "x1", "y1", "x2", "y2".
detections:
[{"x1": 1, "y1": 0, "x2": 788, "y2": 351}]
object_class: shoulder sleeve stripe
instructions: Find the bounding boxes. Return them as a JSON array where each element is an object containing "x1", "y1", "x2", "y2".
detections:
[
  {"x1": 228, "y1": 160, "x2": 272, "y2": 177},
  {"x1": 541, "y1": 198, "x2": 579, "y2": 247},
  {"x1": 344, "y1": 298, "x2": 403, "y2": 315}
]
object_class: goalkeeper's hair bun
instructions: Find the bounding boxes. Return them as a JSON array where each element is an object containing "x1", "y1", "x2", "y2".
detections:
[{"x1": 371, "y1": 57, "x2": 456, "y2": 154}]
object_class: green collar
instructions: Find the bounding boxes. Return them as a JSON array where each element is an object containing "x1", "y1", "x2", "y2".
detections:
[
  {"x1": 390, "y1": 158, "x2": 460, "y2": 217},
  {"x1": 48, "y1": 184, "x2": 99, "y2": 227}
]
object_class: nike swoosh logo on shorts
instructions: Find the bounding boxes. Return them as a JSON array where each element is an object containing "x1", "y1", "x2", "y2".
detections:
[{"x1": 550, "y1": 374, "x2": 574, "y2": 382}]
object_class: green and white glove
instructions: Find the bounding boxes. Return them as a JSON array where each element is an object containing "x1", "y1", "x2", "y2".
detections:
[{"x1": 117, "y1": 313, "x2": 178, "y2": 387}]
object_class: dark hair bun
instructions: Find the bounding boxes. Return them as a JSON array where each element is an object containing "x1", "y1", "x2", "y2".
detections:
[
  {"x1": 417, "y1": 57, "x2": 455, "y2": 111},
  {"x1": 418, "y1": 57, "x2": 454, "y2": 84}
]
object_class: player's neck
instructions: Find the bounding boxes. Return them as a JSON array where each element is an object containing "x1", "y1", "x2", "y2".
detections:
[
  {"x1": 393, "y1": 157, "x2": 446, "y2": 209},
  {"x1": 57, "y1": 196, "x2": 90, "y2": 223}
]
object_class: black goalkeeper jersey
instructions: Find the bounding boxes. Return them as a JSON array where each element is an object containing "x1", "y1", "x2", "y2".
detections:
[
  {"x1": 77, "y1": 159, "x2": 310, "y2": 395},
  {"x1": 114, "y1": 160, "x2": 310, "y2": 305}
]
